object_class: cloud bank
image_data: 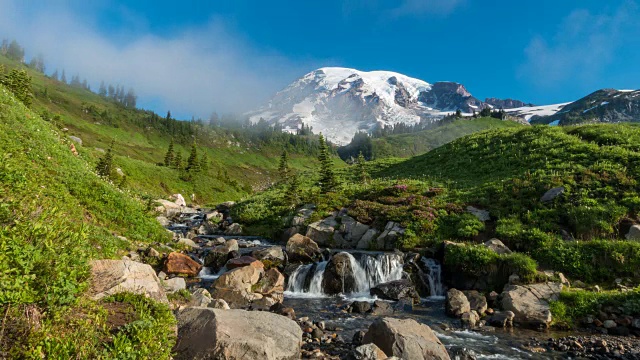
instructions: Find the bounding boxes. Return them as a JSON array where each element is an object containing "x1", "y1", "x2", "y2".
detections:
[{"x1": 0, "y1": 1, "x2": 313, "y2": 118}]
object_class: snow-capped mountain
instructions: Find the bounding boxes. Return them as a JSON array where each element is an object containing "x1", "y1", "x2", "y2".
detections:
[{"x1": 248, "y1": 67, "x2": 492, "y2": 145}]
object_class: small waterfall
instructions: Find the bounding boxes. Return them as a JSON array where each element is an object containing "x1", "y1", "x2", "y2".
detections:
[
  {"x1": 421, "y1": 258, "x2": 445, "y2": 297},
  {"x1": 285, "y1": 252, "x2": 404, "y2": 296},
  {"x1": 198, "y1": 266, "x2": 225, "y2": 280}
]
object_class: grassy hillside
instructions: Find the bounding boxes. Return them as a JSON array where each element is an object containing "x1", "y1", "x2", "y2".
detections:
[
  {"x1": 0, "y1": 54, "x2": 326, "y2": 204},
  {"x1": 0, "y1": 83, "x2": 177, "y2": 357},
  {"x1": 370, "y1": 117, "x2": 523, "y2": 158}
]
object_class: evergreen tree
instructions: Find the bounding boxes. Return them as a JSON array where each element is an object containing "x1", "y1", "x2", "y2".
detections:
[
  {"x1": 96, "y1": 140, "x2": 115, "y2": 177},
  {"x1": 186, "y1": 141, "x2": 200, "y2": 172},
  {"x1": 164, "y1": 139, "x2": 175, "y2": 166},
  {"x1": 284, "y1": 172, "x2": 300, "y2": 207},
  {"x1": 108, "y1": 84, "x2": 115, "y2": 98},
  {"x1": 98, "y1": 81, "x2": 107, "y2": 97},
  {"x1": 173, "y1": 152, "x2": 183, "y2": 170},
  {"x1": 6, "y1": 40, "x2": 24, "y2": 61},
  {"x1": 318, "y1": 134, "x2": 336, "y2": 193},
  {"x1": 61, "y1": 70, "x2": 67, "y2": 84},
  {"x1": 199, "y1": 154, "x2": 209, "y2": 172},
  {"x1": 166, "y1": 111, "x2": 172, "y2": 120},
  {"x1": 1, "y1": 69, "x2": 33, "y2": 107},
  {"x1": 124, "y1": 88, "x2": 137, "y2": 108},
  {"x1": 355, "y1": 151, "x2": 369, "y2": 184},
  {"x1": 51, "y1": 69, "x2": 59, "y2": 81},
  {"x1": 278, "y1": 150, "x2": 290, "y2": 181},
  {"x1": 118, "y1": 175, "x2": 127, "y2": 189}
]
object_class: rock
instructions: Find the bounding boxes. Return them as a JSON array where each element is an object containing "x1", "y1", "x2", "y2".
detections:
[
  {"x1": 500, "y1": 283, "x2": 562, "y2": 329},
  {"x1": 189, "y1": 288, "x2": 213, "y2": 307},
  {"x1": 311, "y1": 327, "x2": 323, "y2": 340},
  {"x1": 209, "y1": 299, "x2": 231, "y2": 310},
  {"x1": 252, "y1": 246, "x2": 285, "y2": 262},
  {"x1": 177, "y1": 238, "x2": 200, "y2": 249},
  {"x1": 467, "y1": 206, "x2": 490, "y2": 222},
  {"x1": 147, "y1": 247, "x2": 161, "y2": 259},
  {"x1": 156, "y1": 216, "x2": 171, "y2": 227},
  {"x1": 483, "y1": 239, "x2": 512, "y2": 255},
  {"x1": 89, "y1": 259, "x2": 168, "y2": 304},
  {"x1": 375, "y1": 221, "x2": 405, "y2": 250},
  {"x1": 353, "y1": 330, "x2": 366, "y2": 346},
  {"x1": 332, "y1": 215, "x2": 371, "y2": 248},
  {"x1": 155, "y1": 199, "x2": 182, "y2": 217},
  {"x1": 448, "y1": 347, "x2": 477, "y2": 360},
  {"x1": 603, "y1": 320, "x2": 617, "y2": 329},
  {"x1": 356, "y1": 228, "x2": 380, "y2": 250},
  {"x1": 286, "y1": 234, "x2": 321, "y2": 263},
  {"x1": 573, "y1": 280, "x2": 586, "y2": 288},
  {"x1": 487, "y1": 311, "x2": 515, "y2": 328},
  {"x1": 157, "y1": 271, "x2": 167, "y2": 280},
  {"x1": 446, "y1": 289, "x2": 470, "y2": 317},
  {"x1": 224, "y1": 223, "x2": 243, "y2": 235},
  {"x1": 370, "y1": 300, "x2": 393, "y2": 316},
  {"x1": 204, "y1": 240, "x2": 240, "y2": 270},
  {"x1": 70, "y1": 143, "x2": 78, "y2": 156},
  {"x1": 68, "y1": 135, "x2": 83, "y2": 145},
  {"x1": 226, "y1": 256, "x2": 264, "y2": 270},
  {"x1": 206, "y1": 210, "x2": 223, "y2": 222},
  {"x1": 626, "y1": 225, "x2": 640, "y2": 240},
  {"x1": 540, "y1": 187, "x2": 564, "y2": 202},
  {"x1": 322, "y1": 252, "x2": 359, "y2": 295},
  {"x1": 163, "y1": 277, "x2": 186, "y2": 293},
  {"x1": 350, "y1": 301, "x2": 372, "y2": 314},
  {"x1": 363, "y1": 317, "x2": 450, "y2": 360},
  {"x1": 115, "y1": 168, "x2": 124, "y2": 177},
  {"x1": 461, "y1": 311, "x2": 480, "y2": 328},
  {"x1": 212, "y1": 263, "x2": 264, "y2": 308},
  {"x1": 306, "y1": 216, "x2": 338, "y2": 246},
  {"x1": 463, "y1": 290, "x2": 488, "y2": 315},
  {"x1": 175, "y1": 307, "x2": 302, "y2": 360},
  {"x1": 291, "y1": 204, "x2": 315, "y2": 226},
  {"x1": 170, "y1": 193, "x2": 187, "y2": 207},
  {"x1": 370, "y1": 279, "x2": 419, "y2": 302},
  {"x1": 508, "y1": 274, "x2": 520, "y2": 285},
  {"x1": 353, "y1": 343, "x2": 388, "y2": 360},
  {"x1": 252, "y1": 268, "x2": 285, "y2": 309},
  {"x1": 163, "y1": 252, "x2": 202, "y2": 277}
]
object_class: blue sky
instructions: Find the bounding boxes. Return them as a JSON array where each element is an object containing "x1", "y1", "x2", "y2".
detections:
[{"x1": 1, "y1": 0, "x2": 639, "y2": 119}]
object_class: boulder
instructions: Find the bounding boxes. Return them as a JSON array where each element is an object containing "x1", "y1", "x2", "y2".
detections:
[
  {"x1": 68, "y1": 135, "x2": 83, "y2": 145},
  {"x1": 163, "y1": 252, "x2": 202, "y2": 277},
  {"x1": 322, "y1": 252, "x2": 359, "y2": 295},
  {"x1": 224, "y1": 223, "x2": 243, "y2": 235},
  {"x1": 370, "y1": 300, "x2": 394, "y2": 316},
  {"x1": 466, "y1": 206, "x2": 490, "y2": 222},
  {"x1": 353, "y1": 343, "x2": 388, "y2": 360},
  {"x1": 460, "y1": 311, "x2": 480, "y2": 328},
  {"x1": 500, "y1": 283, "x2": 562, "y2": 329},
  {"x1": 89, "y1": 259, "x2": 168, "y2": 304},
  {"x1": 306, "y1": 216, "x2": 338, "y2": 246},
  {"x1": 189, "y1": 288, "x2": 213, "y2": 307},
  {"x1": 332, "y1": 215, "x2": 371, "y2": 248},
  {"x1": 210, "y1": 299, "x2": 231, "y2": 310},
  {"x1": 291, "y1": 204, "x2": 315, "y2": 226},
  {"x1": 464, "y1": 290, "x2": 488, "y2": 315},
  {"x1": 170, "y1": 193, "x2": 187, "y2": 207},
  {"x1": 375, "y1": 222, "x2": 405, "y2": 250},
  {"x1": 356, "y1": 228, "x2": 380, "y2": 250},
  {"x1": 204, "y1": 240, "x2": 239, "y2": 270},
  {"x1": 540, "y1": 187, "x2": 564, "y2": 202},
  {"x1": 446, "y1": 289, "x2": 470, "y2": 317},
  {"x1": 175, "y1": 308, "x2": 302, "y2": 360},
  {"x1": 211, "y1": 262, "x2": 264, "y2": 308},
  {"x1": 483, "y1": 239, "x2": 511, "y2": 255},
  {"x1": 626, "y1": 225, "x2": 640, "y2": 241},
  {"x1": 363, "y1": 317, "x2": 450, "y2": 360},
  {"x1": 370, "y1": 279, "x2": 420, "y2": 303},
  {"x1": 226, "y1": 256, "x2": 264, "y2": 270},
  {"x1": 487, "y1": 311, "x2": 515, "y2": 328},
  {"x1": 163, "y1": 277, "x2": 186, "y2": 293},
  {"x1": 286, "y1": 234, "x2": 321, "y2": 263},
  {"x1": 350, "y1": 301, "x2": 372, "y2": 314},
  {"x1": 156, "y1": 216, "x2": 171, "y2": 227},
  {"x1": 252, "y1": 268, "x2": 285, "y2": 309},
  {"x1": 177, "y1": 238, "x2": 199, "y2": 249},
  {"x1": 156, "y1": 199, "x2": 182, "y2": 217},
  {"x1": 252, "y1": 246, "x2": 286, "y2": 262}
]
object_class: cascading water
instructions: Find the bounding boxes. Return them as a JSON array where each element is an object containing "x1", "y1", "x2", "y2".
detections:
[
  {"x1": 285, "y1": 252, "x2": 404, "y2": 296},
  {"x1": 421, "y1": 257, "x2": 445, "y2": 298}
]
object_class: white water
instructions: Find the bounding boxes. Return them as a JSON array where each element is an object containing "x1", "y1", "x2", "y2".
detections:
[
  {"x1": 286, "y1": 252, "x2": 404, "y2": 296},
  {"x1": 198, "y1": 266, "x2": 227, "y2": 280},
  {"x1": 421, "y1": 258, "x2": 445, "y2": 298}
]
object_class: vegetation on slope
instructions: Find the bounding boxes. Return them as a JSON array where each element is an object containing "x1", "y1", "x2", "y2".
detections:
[{"x1": 0, "y1": 84, "x2": 175, "y2": 358}]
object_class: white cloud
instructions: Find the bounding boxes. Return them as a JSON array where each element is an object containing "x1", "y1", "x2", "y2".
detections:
[
  {"x1": 519, "y1": 1, "x2": 639, "y2": 88},
  {"x1": 0, "y1": 0, "x2": 317, "y2": 117}
]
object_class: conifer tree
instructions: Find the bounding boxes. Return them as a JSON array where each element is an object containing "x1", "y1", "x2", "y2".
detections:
[
  {"x1": 278, "y1": 150, "x2": 290, "y2": 181},
  {"x1": 199, "y1": 154, "x2": 209, "y2": 172},
  {"x1": 318, "y1": 134, "x2": 336, "y2": 193},
  {"x1": 2, "y1": 69, "x2": 33, "y2": 107},
  {"x1": 173, "y1": 152, "x2": 183, "y2": 170},
  {"x1": 98, "y1": 81, "x2": 107, "y2": 97},
  {"x1": 61, "y1": 70, "x2": 67, "y2": 84},
  {"x1": 355, "y1": 151, "x2": 369, "y2": 184},
  {"x1": 284, "y1": 172, "x2": 300, "y2": 207},
  {"x1": 96, "y1": 140, "x2": 115, "y2": 177},
  {"x1": 186, "y1": 141, "x2": 200, "y2": 172},
  {"x1": 164, "y1": 139, "x2": 175, "y2": 166}
]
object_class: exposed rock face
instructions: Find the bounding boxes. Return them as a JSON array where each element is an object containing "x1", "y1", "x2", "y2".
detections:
[
  {"x1": 419, "y1": 81, "x2": 486, "y2": 113},
  {"x1": 286, "y1": 234, "x2": 321, "y2": 262},
  {"x1": 155, "y1": 199, "x2": 182, "y2": 217},
  {"x1": 163, "y1": 252, "x2": 202, "y2": 277},
  {"x1": 467, "y1": 206, "x2": 490, "y2": 222},
  {"x1": 446, "y1": 289, "x2": 471, "y2": 318},
  {"x1": 224, "y1": 223, "x2": 243, "y2": 235},
  {"x1": 500, "y1": 283, "x2": 562, "y2": 329},
  {"x1": 363, "y1": 317, "x2": 450, "y2": 360},
  {"x1": 540, "y1": 187, "x2": 565, "y2": 202},
  {"x1": 374, "y1": 221, "x2": 405, "y2": 250},
  {"x1": 484, "y1": 97, "x2": 532, "y2": 109},
  {"x1": 189, "y1": 288, "x2": 213, "y2": 307},
  {"x1": 89, "y1": 259, "x2": 168, "y2": 304},
  {"x1": 163, "y1": 277, "x2": 186, "y2": 293},
  {"x1": 291, "y1": 204, "x2": 315, "y2": 226},
  {"x1": 370, "y1": 279, "x2": 420, "y2": 302},
  {"x1": 175, "y1": 307, "x2": 302, "y2": 360},
  {"x1": 353, "y1": 343, "x2": 388, "y2": 360},
  {"x1": 322, "y1": 252, "x2": 358, "y2": 295},
  {"x1": 170, "y1": 193, "x2": 187, "y2": 207},
  {"x1": 626, "y1": 225, "x2": 640, "y2": 240},
  {"x1": 357, "y1": 228, "x2": 380, "y2": 250},
  {"x1": 464, "y1": 290, "x2": 488, "y2": 315},
  {"x1": 306, "y1": 216, "x2": 338, "y2": 246},
  {"x1": 483, "y1": 239, "x2": 512, "y2": 255},
  {"x1": 211, "y1": 264, "x2": 284, "y2": 309},
  {"x1": 333, "y1": 215, "x2": 371, "y2": 249},
  {"x1": 252, "y1": 246, "x2": 285, "y2": 262}
]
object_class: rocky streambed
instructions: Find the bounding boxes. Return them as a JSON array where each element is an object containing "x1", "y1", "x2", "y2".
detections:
[{"x1": 101, "y1": 197, "x2": 640, "y2": 359}]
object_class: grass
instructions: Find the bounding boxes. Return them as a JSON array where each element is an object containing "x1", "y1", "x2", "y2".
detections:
[{"x1": 550, "y1": 288, "x2": 640, "y2": 328}]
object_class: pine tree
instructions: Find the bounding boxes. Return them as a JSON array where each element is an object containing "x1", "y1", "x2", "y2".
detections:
[
  {"x1": 318, "y1": 134, "x2": 336, "y2": 193},
  {"x1": 199, "y1": 154, "x2": 209, "y2": 172},
  {"x1": 98, "y1": 81, "x2": 107, "y2": 97},
  {"x1": 284, "y1": 172, "x2": 300, "y2": 207},
  {"x1": 164, "y1": 139, "x2": 175, "y2": 166},
  {"x1": 278, "y1": 150, "x2": 290, "y2": 181},
  {"x1": 96, "y1": 140, "x2": 115, "y2": 177},
  {"x1": 355, "y1": 151, "x2": 370, "y2": 184},
  {"x1": 186, "y1": 142, "x2": 200, "y2": 172},
  {"x1": 61, "y1": 70, "x2": 67, "y2": 84},
  {"x1": 2, "y1": 69, "x2": 33, "y2": 107},
  {"x1": 173, "y1": 152, "x2": 183, "y2": 170}
]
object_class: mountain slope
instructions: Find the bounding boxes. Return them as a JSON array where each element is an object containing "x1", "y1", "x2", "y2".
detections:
[{"x1": 249, "y1": 67, "x2": 495, "y2": 145}]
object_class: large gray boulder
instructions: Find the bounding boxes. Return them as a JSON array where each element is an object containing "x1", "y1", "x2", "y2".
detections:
[
  {"x1": 211, "y1": 264, "x2": 284, "y2": 309},
  {"x1": 467, "y1": 206, "x2": 490, "y2": 222},
  {"x1": 204, "y1": 240, "x2": 239, "y2": 270},
  {"x1": 332, "y1": 215, "x2": 371, "y2": 248},
  {"x1": 626, "y1": 225, "x2": 640, "y2": 240},
  {"x1": 540, "y1": 187, "x2": 564, "y2": 202},
  {"x1": 305, "y1": 216, "x2": 338, "y2": 246},
  {"x1": 322, "y1": 252, "x2": 359, "y2": 295},
  {"x1": 89, "y1": 259, "x2": 168, "y2": 304},
  {"x1": 353, "y1": 343, "x2": 388, "y2": 360},
  {"x1": 356, "y1": 228, "x2": 380, "y2": 250},
  {"x1": 286, "y1": 234, "x2": 321, "y2": 262},
  {"x1": 370, "y1": 279, "x2": 420, "y2": 303},
  {"x1": 500, "y1": 282, "x2": 562, "y2": 329},
  {"x1": 375, "y1": 221, "x2": 405, "y2": 250},
  {"x1": 175, "y1": 307, "x2": 302, "y2": 360},
  {"x1": 446, "y1": 289, "x2": 470, "y2": 317},
  {"x1": 483, "y1": 239, "x2": 512, "y2": 255},
  {"x1": 363, "y1": 317, "x2": 450, "y2": 360}
]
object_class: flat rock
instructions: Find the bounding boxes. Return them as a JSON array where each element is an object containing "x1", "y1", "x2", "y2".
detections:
[
  {"x1": 89, "y1": 259, "x2": 168, "y2": 304},
  {"x1": 163, "y1": 252, "x2": 202, "y2": 277},
  {"x1": 363, "y1": 317, "x2": 450, "y2": 360}
]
